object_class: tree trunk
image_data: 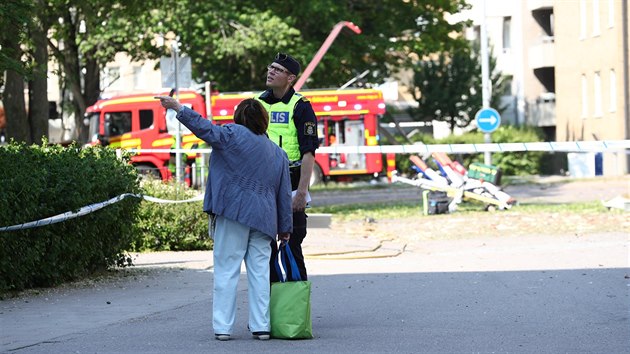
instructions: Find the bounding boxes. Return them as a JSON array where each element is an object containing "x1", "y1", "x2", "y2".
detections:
[
  {"x1": 28, "y1": 16, "x2": 49, "y2": 145},
  {"x1": 84, "y1": 54, "x2": 100, "y2": 107},
  {"x1": 2, "y1": 36, "x2": 30, "y2": 143},
  {"x1": 48, "y1": 10, "x2": 88, "y2": 143}
]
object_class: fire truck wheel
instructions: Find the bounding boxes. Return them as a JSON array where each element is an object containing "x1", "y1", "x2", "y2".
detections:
[
  {"x1": 310, "y1": 163, "x2": 323, "y2": 186},
  {"x1": 135, "y1": 164, "x2": 161, "y2": 180}
]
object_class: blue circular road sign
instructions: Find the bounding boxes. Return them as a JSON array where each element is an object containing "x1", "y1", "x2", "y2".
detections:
[{"x1": 475, "y1": 108, "x2": 501, "y2": 133}]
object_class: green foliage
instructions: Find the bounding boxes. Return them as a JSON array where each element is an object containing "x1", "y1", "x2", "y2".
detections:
[
  {"x1": 132, "y1": 179, "x2": 211, "y2": 252},
  {"x1": 5, "y1": 0, "x2": 471, "y2": 145},
  {"x1": 410, "y1": 40, "x2": 509, "y2": 132},
  {"x1": 0, "y1": 141, "x2": 141, "y2": 293},
  {"x1": 0, "y1": 0, "x2": 34, "y2": 77},
  {"x1": 127, "y1": 0, "x2": 470, "y2": 91},
  {"x1": 488, "y1": 126, "x2": 545, "y2": 176}
]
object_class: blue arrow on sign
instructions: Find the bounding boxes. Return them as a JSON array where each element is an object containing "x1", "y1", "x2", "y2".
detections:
[{"x1": 475, "y1": 108, "x2": 501, "y2": 133}]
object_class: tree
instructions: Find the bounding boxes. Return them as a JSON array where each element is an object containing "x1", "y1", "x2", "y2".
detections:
[
  {"x1": 132, "y1": 0, "x2": 471, "y2": 91},
  {"x1": 259, "y1": 0, "x2": 471, "y2": 90},
  {"x1": 0, "y1": 0, "x2": 158, "y2": 143},
  {"x1": 0, "y1": 0, "x2": 34, "y2": 143},
  {"x1": 44, "y1": 0, "x2": 161, "y2": 142},
  {"x1": 410, "y1": 39, "x2": 509, "y2": 132},
  {"x1": 2, "y1": 0, "x2": 473, "y2": 143},
  {"x1": 28, "y1": 8, "x2": 51, "y2": 144}
]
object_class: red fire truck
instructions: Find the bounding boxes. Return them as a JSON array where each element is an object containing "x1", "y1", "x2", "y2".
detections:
[{"x1": 85, "y1": 87, "x2": 387, "y2": 185}]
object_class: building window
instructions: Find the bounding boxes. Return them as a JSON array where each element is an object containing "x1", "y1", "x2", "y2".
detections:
[
  {"x1": 594, "y1": 72, "x2": 602, "y2": 117},
  {"x1": 580, "y1": 0, "x2": 587, "y2": 39},
  {"x1": 581, "y1": 74, "x2": 588, "y2": 118},
  {"x1": 592, "y1": 0, "x2": 600, "y2": 36},
  {"x1": 502, "y1": 16, "x2": 511, "y2": 51},
  {"x1": 609, "y1": 69, "x2": 616, "y2": 112},
  {"x1": 133, "y1": 67, "x2": 143, "y2": 89},
  {"x1": 608, "y1": 0, "x2": 615, "y2": 28}
]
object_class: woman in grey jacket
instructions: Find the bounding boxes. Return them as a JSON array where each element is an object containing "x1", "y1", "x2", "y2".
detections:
[{"x1": 155, "y1": 96, "x2": 293, "y2": 341}]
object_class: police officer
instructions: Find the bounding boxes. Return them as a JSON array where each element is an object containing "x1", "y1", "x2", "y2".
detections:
[{"x1": 256, "y1": 53, "x2": 319, "y2": 282}]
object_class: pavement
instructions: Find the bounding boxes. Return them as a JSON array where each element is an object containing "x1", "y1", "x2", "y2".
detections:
[
  {"x1": 2, "y1": 228, "x2": 629, "y2": 353},
  {"x1": 1, "y1": 176, "x2": 630, "y2": 353}
]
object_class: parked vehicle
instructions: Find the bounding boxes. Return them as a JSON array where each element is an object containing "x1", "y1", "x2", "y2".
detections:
[{"x1": 85, "y1": 87, "x2": 388, "y2": 186}]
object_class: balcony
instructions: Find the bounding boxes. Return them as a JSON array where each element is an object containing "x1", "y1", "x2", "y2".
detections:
[
  {"x1": 528, "y1": 0, "x2": 553, "y2": 11},
  {"x1": 528, "y1": 37, "x2": 555, "y2": 70},
  {"x1": 526, "y1": 95, "x2": 556, "y2": 127}
]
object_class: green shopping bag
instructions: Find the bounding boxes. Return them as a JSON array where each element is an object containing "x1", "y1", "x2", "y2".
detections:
[{"x1": 270, "y1": 241, "x2": 313, "y2": 339}]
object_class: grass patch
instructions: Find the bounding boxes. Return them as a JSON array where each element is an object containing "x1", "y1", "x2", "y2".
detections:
[
  {"x1": 309, "y1": 200, "x2": 611, "y2": 222},
  {"x1": 310, "y1": 180, "x2": 409, "y2": 193},
  {"x1": 514, "y1": 201, "x2": 611, "y2": 212},
  {"x1": 310, "y1": 199, "x2": 420, "y2": 221}
]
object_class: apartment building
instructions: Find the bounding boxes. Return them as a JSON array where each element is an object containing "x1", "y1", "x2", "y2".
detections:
[
  {"x1": 453, "y1": 0, "x2": 556, "y2": 139},
  {"x1": 458, "y1": 0, "x2": 629, "y2": 176},
  {"x1": 555, "y1": 0, "x2": 629, "y2": 175}
]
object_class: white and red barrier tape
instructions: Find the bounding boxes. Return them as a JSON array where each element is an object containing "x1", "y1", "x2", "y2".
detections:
[
  {"x1": 0, "y1": 193, "x2": 203, "y2": 232},
  {"x1": 3, "y1": 139, "x2": 628, "y2": 232},
  {"x1": 124, "y1": 139, "x2": 630, "y2": 155}
]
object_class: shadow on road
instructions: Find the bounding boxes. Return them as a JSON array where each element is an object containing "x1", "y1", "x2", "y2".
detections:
[{"x1": 6, "y1": 267, "x2": 629, "y2": 353}]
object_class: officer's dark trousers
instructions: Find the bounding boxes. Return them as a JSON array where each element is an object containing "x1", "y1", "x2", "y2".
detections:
[{"x1": 270, "y1": 211, "x2": 307, "y2": 282}]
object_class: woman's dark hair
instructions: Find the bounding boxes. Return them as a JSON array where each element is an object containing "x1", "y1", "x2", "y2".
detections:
[{"x1": 233, "y1": 98, "x2": 269, "y2": 135}]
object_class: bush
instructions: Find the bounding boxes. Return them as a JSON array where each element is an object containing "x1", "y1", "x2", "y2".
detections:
[
  {"x1": 477, "y1": 125, "x2": 545, "y2": 176},
  {"x1": 131, "y1": 178, "x2": 211, "y2": 251},
  {"x1": 0, "y1": 142, "x2": 141, "y2": 293}
]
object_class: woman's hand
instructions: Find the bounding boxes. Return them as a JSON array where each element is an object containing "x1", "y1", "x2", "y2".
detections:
[
  {"x1": 277, "y1": 233, "x2": 290, "y2": 241},
  {"x1": 154, "y1": 95, "x2": 183, "y2": 112}
]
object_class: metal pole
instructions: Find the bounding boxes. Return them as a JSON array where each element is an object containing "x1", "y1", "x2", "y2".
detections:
[
  {"x1": 480, "y1": 0, "x2": 492, "y2": 165},
  {"x1": 205, "y1": 80, "x2": 212, "y2": 121},
  {"x1": 622, "y1": 0, "x2": 630, "y2": 172},
  {"x1": 172, "y1": 39, "x2": 182, "y2": 183}
]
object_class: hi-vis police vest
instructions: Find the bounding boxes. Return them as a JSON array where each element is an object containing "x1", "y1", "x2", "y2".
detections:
[{"x1": 256, "y1": 93, "x2": 302, "y2": 162}]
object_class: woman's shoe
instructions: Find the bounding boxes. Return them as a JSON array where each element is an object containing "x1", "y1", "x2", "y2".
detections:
[
  {"x1": 215, "y1": 334, "x2": 230, "y2": 341},
  {"x1": 252, "y1": 331, "x2": 270, "y2": 340}
]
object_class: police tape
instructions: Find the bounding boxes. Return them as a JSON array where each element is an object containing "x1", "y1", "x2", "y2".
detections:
[
  {"x1": 124, "y1": 139, "x2": 630, "y2": 155},
  {"x1": 0, "y1": 193, "x2": 204, "y2": 232}
]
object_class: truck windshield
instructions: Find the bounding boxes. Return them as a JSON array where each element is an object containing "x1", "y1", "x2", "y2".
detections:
[{"x1": 86, "y1": 112, "x2": 100, "y2": 143}]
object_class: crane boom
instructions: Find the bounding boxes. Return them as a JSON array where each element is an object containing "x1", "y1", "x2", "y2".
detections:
[{"x1": 293, "y1": 21, "x2": 361, "y2": 91}]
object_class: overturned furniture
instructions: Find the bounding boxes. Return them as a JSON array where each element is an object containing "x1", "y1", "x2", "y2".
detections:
[{"x1": 392, "y1": 152, "x2": 516, "y2": 212}]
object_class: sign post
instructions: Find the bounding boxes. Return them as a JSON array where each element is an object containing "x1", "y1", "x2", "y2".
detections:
[
  {"x1": 160, "y1": 38, "x2": 192, "y2": 184},
  {"x1": 475, "y1": 107, "x2": 501, "y2": 165},
  {"x1": 479, "y1": 0, "x2": 495, "y2": 165}
]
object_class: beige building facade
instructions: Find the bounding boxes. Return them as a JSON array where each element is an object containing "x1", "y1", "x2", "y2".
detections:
[
  {"x1": 555, "y1": 0, "x2": 630, "y2": 175},
  {"x1": 452, "y1": 0, "x2": 557, "y2": 137}
]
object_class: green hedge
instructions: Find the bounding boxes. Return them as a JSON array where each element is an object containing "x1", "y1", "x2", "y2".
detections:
[
  {"x1": 440, "y1": 126, "x2": 545, "y2": 176},
  {"x1": 394, "y1": 125, "x2": 546, "y2": 178},
  {"x1": 0, "y1": 142, "x2": 141, "y2": 293},
  {"x1": 132, "y1": 179, "x2": 211, "y2": 251}
]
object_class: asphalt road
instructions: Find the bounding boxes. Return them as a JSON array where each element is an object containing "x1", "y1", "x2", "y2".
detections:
[{"x1": 2, "y1": 230, "x2": 628, "y2": 353}]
